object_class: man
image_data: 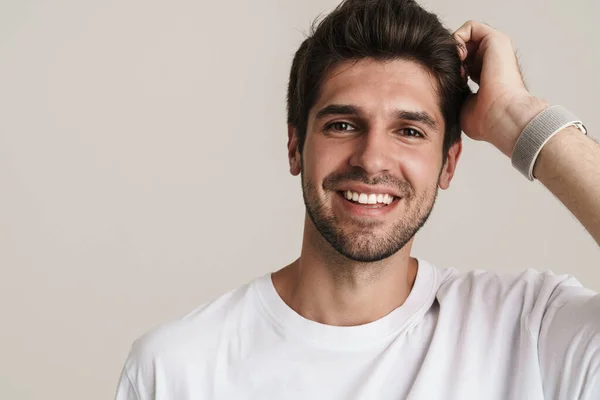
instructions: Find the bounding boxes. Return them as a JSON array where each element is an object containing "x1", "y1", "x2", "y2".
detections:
[{"x1": 116, "y1": 0, "x2": 600, "y2": 399}]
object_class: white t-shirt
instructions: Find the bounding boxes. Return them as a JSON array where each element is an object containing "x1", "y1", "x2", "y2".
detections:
[{"x1": 115, "y1": 257, "x2": 600, "y2": 399}]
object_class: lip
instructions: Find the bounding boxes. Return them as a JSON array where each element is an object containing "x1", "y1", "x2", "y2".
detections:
[
  {"x1": 336, "y1": 183, "x2": 402, "y2": 198},
  {"x1": 335, "y1": 191, "x2": 401, "y2": 218}
]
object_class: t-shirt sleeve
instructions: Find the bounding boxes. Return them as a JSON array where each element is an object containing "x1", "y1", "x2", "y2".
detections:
[
  {"x1": 538, "y1": 275, "x2": 600, "y2": 399},
  {"x1": 115, "y1": 364, "x2": 141, "y2": 400},
  {"x1": 114, "y1": 339, "x2": 154, "y2": 400}
]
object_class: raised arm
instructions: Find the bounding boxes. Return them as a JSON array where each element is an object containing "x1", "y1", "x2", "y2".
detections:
[
  {"x1": 533, "y1": 124, "x2": 600, "y2": 245},
  {"x1": 452, "y1": 20, "x2": 600, "y2": 245}
]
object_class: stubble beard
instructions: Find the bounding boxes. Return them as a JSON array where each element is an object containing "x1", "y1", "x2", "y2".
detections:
[{"x1": 301, "y1": 171, "x2": 439, "y2": 263}]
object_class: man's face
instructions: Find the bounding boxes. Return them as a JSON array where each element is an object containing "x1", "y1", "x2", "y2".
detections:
[{"x1": 288, "y1": 58, "x2": 461, "y2": 262}]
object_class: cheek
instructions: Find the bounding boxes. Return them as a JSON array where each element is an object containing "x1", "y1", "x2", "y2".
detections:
[
  {"x1": 305, "y1": 136, "x2": 349, "y2": 179},
  {"x1": 402, "y1": 156, "x2": 429, "y2": 179},
  {"x1": 395, "y1": 149, "x2": 442, "y2": 188}
]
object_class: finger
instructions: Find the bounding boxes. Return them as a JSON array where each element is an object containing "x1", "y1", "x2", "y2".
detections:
[
  {"x1": 454, "y1": 20, "x2": 521, "y2": 87},
  {"x1": 459, "y1": 92, "x2": 479, "y2": 139},
  {"x1": 460, "y1": 64, "x2": 468, "y2": 82},
  {"x1": 453, "y1": 20, "x2": 497, "y2": 48},
  {"x1": 452, "y1": 21, "x2": 494, "y2": 82},
  {"x1": 453, "y1": 34, "x2": 468, "y2": 61},
  {"x1": 452, "y1": 35, "x2": 481, "y2": 84},
  {"x1": 464, "y1": 41, "x2": 483, "y2": 84}
]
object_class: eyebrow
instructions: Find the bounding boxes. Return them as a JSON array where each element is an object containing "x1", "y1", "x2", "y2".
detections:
[{"x1": 315, "y1": 104, "x2": 439, "y2": 133}]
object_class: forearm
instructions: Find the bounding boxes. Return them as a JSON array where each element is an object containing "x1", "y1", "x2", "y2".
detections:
[{"x1": 532, "y1": 126, "x2": 600, "y2": 246}]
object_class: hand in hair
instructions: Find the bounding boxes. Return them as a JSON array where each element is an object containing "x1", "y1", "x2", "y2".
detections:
[{"x1": 452, "y1": 20, "x2": 549, "y2": 159}]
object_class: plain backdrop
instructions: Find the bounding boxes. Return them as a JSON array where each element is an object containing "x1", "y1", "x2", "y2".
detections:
[{"x1": 0, "y1": 0, "x2": 598, "y2": 399}]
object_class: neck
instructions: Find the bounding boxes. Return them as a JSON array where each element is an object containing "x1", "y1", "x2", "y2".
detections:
[{"x1": 271, "y1": 215, "x2": 418, "y2": 326}]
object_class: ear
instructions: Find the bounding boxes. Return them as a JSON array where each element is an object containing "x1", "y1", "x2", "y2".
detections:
[
  {"x1": 439, "y1": 138, "x2": 462, "y2": 190},
  {"x1": 287, "y1": 124, "x2": 301, "y2": 176}
]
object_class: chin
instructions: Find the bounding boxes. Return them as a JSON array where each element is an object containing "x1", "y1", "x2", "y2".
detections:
[{"x1": 330, "y1": 230, "x2": 412, "y2": 263}]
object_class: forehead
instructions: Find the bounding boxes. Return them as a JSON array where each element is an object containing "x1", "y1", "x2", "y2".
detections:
[{"x1": 311, "y1": 58, "x2": 443, "y2": 125}]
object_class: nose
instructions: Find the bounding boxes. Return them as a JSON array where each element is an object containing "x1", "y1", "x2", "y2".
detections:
[{"x1": 348, "y1": 127, "x2": 395, "y2": 176}]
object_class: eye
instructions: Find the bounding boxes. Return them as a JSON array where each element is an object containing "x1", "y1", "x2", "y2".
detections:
[
  {"x1": 325, "y1": 121, "x2": 356, "y2": 132},
  {"x1": 400, "y1": 128, "x2": 424, "y2": 138}
]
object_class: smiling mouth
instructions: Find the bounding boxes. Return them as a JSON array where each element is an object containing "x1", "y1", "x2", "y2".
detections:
[{"x1": 337, "y1": 191, "x2": 400, "y2": 208}]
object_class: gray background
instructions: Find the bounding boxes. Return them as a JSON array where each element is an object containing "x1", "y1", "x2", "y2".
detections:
[{"x1": 0, "y1": 0, "x2": 598, "y2": 399}]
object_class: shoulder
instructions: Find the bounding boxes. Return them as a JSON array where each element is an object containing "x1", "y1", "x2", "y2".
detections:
[
  {"x1": 431, "y1": 263, "x2": 594, "y2": 330},
  {"x1": 435, "y1": 264, "x2": 583, "y2": 305},
  {"x1": 123, "y1": 277, "x2": 260, "y2": 375}
]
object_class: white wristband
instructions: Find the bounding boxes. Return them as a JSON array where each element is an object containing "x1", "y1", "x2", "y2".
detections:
[{"x1": 511, "y1": 105, "x2": 587, "y2": 181}]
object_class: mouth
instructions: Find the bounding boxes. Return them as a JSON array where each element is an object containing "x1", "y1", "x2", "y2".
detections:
[
  {"x1": 337, "y1": 190, "x2": 400, "y2": 208},
  {"x1": 336, "y1": 190, "x2": 401, "y2": 217}
]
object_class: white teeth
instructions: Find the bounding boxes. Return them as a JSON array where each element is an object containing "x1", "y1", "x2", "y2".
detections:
[{"x1": 341, "y1": 190, "x2": 396, "y2": 205}]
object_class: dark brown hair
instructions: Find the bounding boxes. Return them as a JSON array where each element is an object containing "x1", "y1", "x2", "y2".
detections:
[{"x1": 286, "y1": 0, "x2": 472, "y2": 165}]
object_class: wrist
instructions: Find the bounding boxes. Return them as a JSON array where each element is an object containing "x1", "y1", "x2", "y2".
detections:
[
  {"x1": 490, "y1": 94, "x2": 550, "y2": 158},
  {"x1": 511, "y1": 105, "x2": 587, "y2": 181}
]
